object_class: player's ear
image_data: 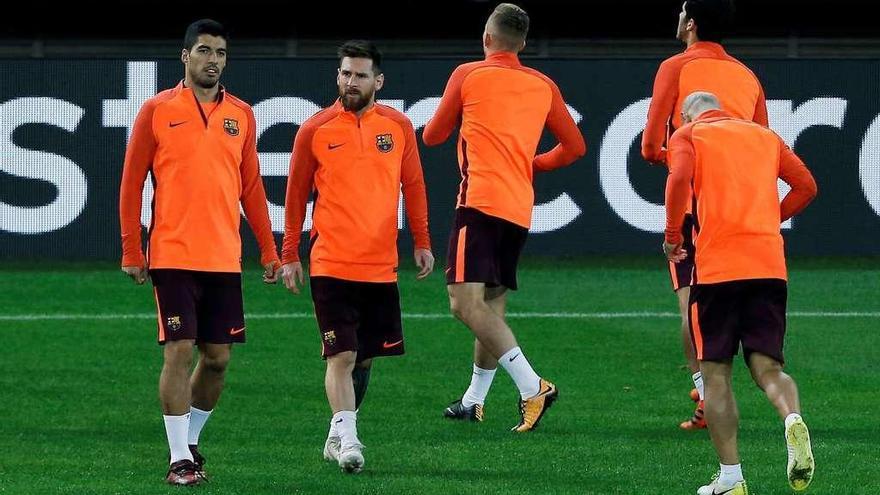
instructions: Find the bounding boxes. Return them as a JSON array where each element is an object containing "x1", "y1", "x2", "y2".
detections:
[
  {"x1": 483, "y1": 30, "x2": 491, "y2": 49},
  {"x1": 181, "y1": 49, "x2": 189, "y2": 64},
  {"x1": 375, "y1": 73, "x2": 384, "y2": 91}
]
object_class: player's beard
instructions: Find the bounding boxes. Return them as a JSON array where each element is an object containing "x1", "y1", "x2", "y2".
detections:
[
  {"x1": 192, "y1": 66, "x2": 221, "y2": 90},
  {"x1": 340, "y1": 87, "x2": 374, "y2": 112}
]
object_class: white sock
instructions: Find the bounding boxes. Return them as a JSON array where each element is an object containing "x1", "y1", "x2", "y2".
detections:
[
  {"x1": 498, "y1": 347, "x2": 541, "y2": 399},
  {"x1": 719, "y1": 463, "x2": 744, "y2": 484},
  {"x1": 164, "y1": 414, "x2": 194, "y2": 463},
  {"x1": 784, "y1": 412, "x2": 803, "y2": 430},
  {"x1": 187, "y1": 406, "x2": 212, "y2": 446},
  {"x1": 332, "y1": 410, "x2": 360, "y2": 448},
  {"x1": 461, "y1": 364, "x2": 497, "y2": 407},
  {"x1": 692, "y1": 371, "x2": 704, "y2": 401},
  {"x1": 328, "y1": 416, "x2": 339, "y2": 438}
]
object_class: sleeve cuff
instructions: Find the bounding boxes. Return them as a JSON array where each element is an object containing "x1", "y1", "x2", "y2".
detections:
[{"x1": 665, "y1": 231, "x2": 683, "y2": 244}]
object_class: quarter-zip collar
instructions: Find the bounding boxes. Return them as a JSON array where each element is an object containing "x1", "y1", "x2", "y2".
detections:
[
  {"x1": 693, "y1": 108, "x2": 732, "y2": 122},
  {"x1": 685, "y1": 41, "x2": 727, "y2": 56},
  {"x1": 485, "y1": 50, "x2": 522, "y2": 67},
  {"x1": 173, "y1": 80, "x2": 226, "y2": 128},
  {"x1": 333, "y1": 98, "x2": 379, "y2": 123}
]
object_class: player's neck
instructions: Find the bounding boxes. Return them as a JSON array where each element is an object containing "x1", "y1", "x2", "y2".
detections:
[
  {"x1": 685, "y1": 34, "x2": 700, "y2": 48},
  {"x1": 484, "y1": 47, "x2": 517, "y2": 58},
  {"x1": 353, "y1": 100, "x2": 375, "y2": 118},
  {"x1": 184, "y1": 77, "x2": 220, "y2": 103}
]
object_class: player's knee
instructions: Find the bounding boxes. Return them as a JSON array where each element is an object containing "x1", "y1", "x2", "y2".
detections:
[
  {"x1": 449, "y1": 293, "x2": 481, "y2": 322},
  {"x1": 328, "y1": 350, "x2": 357, "y2": 369},
  {"x1": 748, "y1": 353, "x2": 782, "y2": 381},
  {"x1": 202, "y1": 352, "x2": 230, "y2": 374},
  {"x1": 750, "y1": 365, "x2": 782, "y2": 389},
  {"x1": 163, "y1": 341, "x2": 194, "y2": 368},
  {"x1": 484, "y1": 286, "x2": 507, "y2": 301}
]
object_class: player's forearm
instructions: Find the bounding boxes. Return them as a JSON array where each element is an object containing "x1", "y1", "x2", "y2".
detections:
[
  {"x1": 241, "y1": 194, "x2": 279, "y2": 265},
  {"x1": 642, "y1": 74, "x2": 674, "y2": 165},
  {"x1": 400, "y1": 172, "x2": 430, "y2": 247},
  {"x1": 664, "y1": 169, "x2": 692, "y2": 244},
  {"x1": 280, "y1": 199, "x2": 308, "y2": 264},
  {"x1": 780, "y1": 178, "x2": 818, "y2": 221},
  {"x1": 641, "y1": 142, "x2": 667, "y2": 165},
  {"x1": 641, "y1": 124, "x2": 668, "y2": 164},
  {"x1": 422, "y1": 117, "x2": 454, "y2": 146},
  {"x1": 118, "y1": 166, "x2": 149, "y2": 266},
  {"x1": 778, "y1": 148, "x2": 818, "y2": 221},
  {"x1": 533, "y1": 143, "x2": 584, "y2": 172},
  {"x1": 280, "y1": 232, "x2": 303, "y2": 265}
]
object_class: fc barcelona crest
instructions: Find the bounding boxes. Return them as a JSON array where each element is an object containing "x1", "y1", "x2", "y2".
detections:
[
  {"x1": 322, "y1": 330, "x2": 337, "y2": 346},
  {"x1": 375, "y1": 133, "x2": 394, "y2": 153},
  {"x1": 167, "y1": 316, "x2": 182, "y2": 332},
  {"x1": 223, "y1": 118, "x2": 240, "y2": 136}
]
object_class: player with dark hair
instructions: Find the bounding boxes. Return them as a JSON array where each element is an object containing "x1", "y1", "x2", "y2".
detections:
[
  {"x1": 120, "y1": 18, "x2": 279, "y2": 485},
  {"x1": 281, "y1": 40, "x2": 433, "y2": 473},
  {"x1": 642, "y1": 0, "x2": 769, "y2": 431}
]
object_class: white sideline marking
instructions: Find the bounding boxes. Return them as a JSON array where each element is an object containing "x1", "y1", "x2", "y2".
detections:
[{"x1": 1, "y1": 311, "x2": 878, "y2": 321}]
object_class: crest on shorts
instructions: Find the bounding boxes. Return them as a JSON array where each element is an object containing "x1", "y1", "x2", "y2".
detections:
[
  {"x1": 166, "y1": 316, "x2": 181, "y2": 332},
  {"x1": 223, "y1": 118, "x2": 240, "y2": 136},
  {"x1": 322, "y1": 330, "x2": 336, "y2": 346},
  {"x1": 375, "y1": 133, "x2": 394, "y2": 153}
]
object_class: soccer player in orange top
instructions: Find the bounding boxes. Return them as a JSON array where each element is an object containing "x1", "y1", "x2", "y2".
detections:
[
  {"x1": 641, "y1": 0, "x2": 769, "y2": 431},
  {"x1": 280, "y1": 40, "x2": 433, "y2": 473},
  {"x1": 118, "y1": 19, "x2": 280, "y2": 486},
  {"x1": 423, "y1": 3, "x2": 585, "y2": 432},
  {"x1": 665, "y1": 92, "x2": 817, "y2": 495}
]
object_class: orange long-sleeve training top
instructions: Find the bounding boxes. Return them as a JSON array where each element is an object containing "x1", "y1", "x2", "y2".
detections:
[
  {"x1": 119, "y1": 82, "x2": 279, "y2": 272},
  {"x1": 642, "y1": 41, "x2": 768, "y2": 166},
  {"x1": 665, "y1": 110, "x2": 817, "y2": 284},
  {"x1": 422, "y1": 51, "x2": 586, "y2": 228},
  {"x1": 281, "y1": 101, "x2": 430, "y2": 283}
]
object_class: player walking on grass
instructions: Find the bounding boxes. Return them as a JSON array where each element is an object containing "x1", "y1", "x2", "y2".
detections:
[
  {"x1": 665, "y1": 92, "x2": 817, "y2": 495},
  {"x1": 280, "y1": 40, "x2": 433, "y2": 473},
  {"x1": 422, "y1": 3, "x2": 585, "y2": 432},
  {"x1": 118, "y1": 19, "x2": 280, "y2": 486},
  {"x1": 642, "y1": 0, "x2": 769, "y2": 431}
]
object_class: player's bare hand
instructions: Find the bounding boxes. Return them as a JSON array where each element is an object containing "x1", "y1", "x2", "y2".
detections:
[
  {"x1": 663, "y1": 241, "x2": 687, "y2": 262},
  {"x1": 414, "y1": 248, "x2": 434, "y2": 280},
  {"x1": 281, "y1": 262, "x2": 305, "y2": 294},
  {"x1": 263, "y1": 260, "x2": 280, "y2": 284},
  {"x1": 122, "y1": 265, "x2": 148, "y2": 285}
]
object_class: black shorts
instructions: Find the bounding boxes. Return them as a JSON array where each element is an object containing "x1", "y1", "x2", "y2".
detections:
[
  {"x1": 149, "y1": 269, "x2": 245, "y2": 345},
  {"x1": 688, "y1": 278, "x2": 787, "y2": 364},
  {"x1": 668, "y1": 213, "x2": 696, "y2": 291},
  {"x1": 445, "y1": 207, "x2": 528, "y2": 290},
  {"x1": 310, "y1": 276, "x2": 404, "y2": 361}
]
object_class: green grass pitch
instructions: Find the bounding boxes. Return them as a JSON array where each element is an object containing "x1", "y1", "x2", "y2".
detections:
[{"x1": 0, "y1": 258, "x2": 877, "y2": 494}]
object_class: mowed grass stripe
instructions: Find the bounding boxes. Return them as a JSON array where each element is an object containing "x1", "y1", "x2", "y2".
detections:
[{"x1": 1, "y1": 311, "x2": 878, "y2": 321}]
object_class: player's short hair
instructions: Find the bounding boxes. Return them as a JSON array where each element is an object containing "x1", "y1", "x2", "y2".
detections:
[
  {"x1": 488, "y1": 3, "x2": 530, "y2": 51},
  {"x1": 684, "y1": 0, "x2": 734, "y2": 42},
  {"x1": 337, "y1": 40, "x2": 383, "y2": 75},
  {"x1": 183, "y1": 19, "x2": 228, "y2": 51}
]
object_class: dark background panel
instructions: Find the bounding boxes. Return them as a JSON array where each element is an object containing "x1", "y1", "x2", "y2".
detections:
[
  {"x1": 1, "y1": 58, "x2": 878, "y2": 260},
  {"x1": 4, "y1": 1, "x2": 876, "y2": 40}
]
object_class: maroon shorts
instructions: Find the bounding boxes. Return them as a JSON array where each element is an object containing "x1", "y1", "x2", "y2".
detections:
[
  {"x1": 668, "y1": 213, "x2": 696, "y2": 291},
  {"x1": 310, "y1": 276, "x2": 404, "y2": 360},
  {"x1": 688, "y1": 278, "x2": 787, "y2": 364},
  {"x1": 149, "y1": 269, "x2": 245, "y2": 345},
  {"x1": 445, "y1": 207, "x2": 528, "y2": 290}
]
